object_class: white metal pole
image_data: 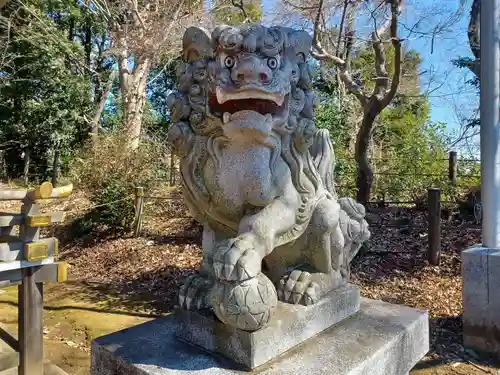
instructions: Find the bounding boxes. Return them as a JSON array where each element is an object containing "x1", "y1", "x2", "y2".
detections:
[{"x1": 480, "y1": 0, "x2": 500, "y2": 248}]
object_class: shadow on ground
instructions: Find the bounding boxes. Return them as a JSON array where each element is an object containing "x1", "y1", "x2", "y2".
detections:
[
  {"x1": 411, "y1": 315, "x2": 499, "y2": 374},
  {"x1": 50, "y1": 260, "x2": 199, "y2": 317}
]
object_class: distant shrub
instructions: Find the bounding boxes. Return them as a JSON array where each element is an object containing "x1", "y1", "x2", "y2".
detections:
[{"x1": 69, "y1": 133, "x2": 171, "y2": 232}]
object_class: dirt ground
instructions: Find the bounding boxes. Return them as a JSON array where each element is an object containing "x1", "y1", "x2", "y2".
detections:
[
  {"x1": 1, "y1": 188, "x2": 499, "y2": 374},
  {"x1": 0, "y1": 283, "x2": 150, "y2": 375}
]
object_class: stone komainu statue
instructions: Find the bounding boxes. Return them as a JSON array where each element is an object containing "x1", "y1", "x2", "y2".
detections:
[{"x1": 167, "y1": 24, "x2": 370, "y2": 332}]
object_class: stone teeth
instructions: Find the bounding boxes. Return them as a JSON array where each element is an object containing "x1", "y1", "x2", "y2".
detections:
[
  {"x1": 216, "y1": 87, "x2": 285, "y2": 106},
  {"x1": 274, "y1": 94, "x2": 284, "y2": 106},
  {"x1": 216, "y1": 87, "x2": 227, "y2": 104}
]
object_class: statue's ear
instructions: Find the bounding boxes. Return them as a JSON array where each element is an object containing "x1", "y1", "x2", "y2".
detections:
[
  {"x1": 182, "y1": 26, "x2": 213, "y2": 63},
  {"x1": 287, "y1": 30, "x2": 312, "y2": 63}
]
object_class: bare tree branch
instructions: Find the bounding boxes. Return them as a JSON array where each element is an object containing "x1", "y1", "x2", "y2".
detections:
[
  {"x1": 131, "y1": 0, "x2": 146, "y2": 29},
  {"x1": 364, "y1": 0, "x2": 392, "y2": 37},
  {"x1": 342, "y1": 4, "x2": 355, "y2": 65},
  {"x1": 335, "y1": 0, "x2": 349, "y2": 58},
  {"x1": 232, "y1": 0, "x2": 248, "y2": 21},
  {"x1": 380, "y1": 0, "x2": 402, "y2": 107},
  {"x1": 309, "y1": 0, "x2": 403, "y2": 203},
  {"x1": 371, "y1": 32, "x2": 389, "y2": 98},
  {"x1": 312, "y1": 0, "x2": 344, "y2": 64},
  {"x1": 0, "y1": 16, "x2": 11, "y2": 71},
  {"x1": 158, "y1": 0, "x2": 186, "y2": 56},
  {"x1": 311, "y1": 0, "x2": 368, "y2": 106}
]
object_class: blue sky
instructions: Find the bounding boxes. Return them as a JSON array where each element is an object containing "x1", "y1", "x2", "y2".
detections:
[
  {"x1": 400, "y1": 0, "x2": 477, "y2": 132},
  {"x1": 260, "y1": 0, "x2": 477, "y2": 139}
]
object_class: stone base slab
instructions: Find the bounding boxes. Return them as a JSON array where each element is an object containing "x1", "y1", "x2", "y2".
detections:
[
  {"x1": 176, "y1": 283, "x2": 360, "y2": 369},
  {"x1": 90, "y1": 298, "x2": 429, "y2": 375},
  {"x1": 462, "y1": 245, "x2": 500, "y2": 357}
]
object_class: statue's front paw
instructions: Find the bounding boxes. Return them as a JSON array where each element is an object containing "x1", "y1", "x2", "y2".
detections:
[
  {"x1": 277, "y1": 270, "x2": 320, "y2": 306},
  {"x1": 179, "y1": 275, "x2": 212, "y2": 310},
  {"x1": 213, "y1": 236, "x2": 262, "y2": 281}
]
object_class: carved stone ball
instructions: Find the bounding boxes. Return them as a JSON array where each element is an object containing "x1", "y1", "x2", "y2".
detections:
[{"x1": 211, "y1": 273, "x2": 278, "y2": 332}]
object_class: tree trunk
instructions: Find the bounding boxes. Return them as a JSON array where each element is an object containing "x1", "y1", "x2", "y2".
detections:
[
  {"x1": 68, "y1": 17, "x2": 75, "y2": 41},
  {"x1": 0, "y1": 150, "x2": 5, "y2": 179},
  {"x1": 355, "y1": 106, "x2": 378, "y2": 204},
  {"x1": 123, "y1": 90, "x2": 147, "y2": 150},
  {"x1": 120, "y1": 58, "x2": 150, "y2": 150},
  {"x1": 51, "y1": 148, "x2": 59, "y2": 187},
  {"x1": 91, "y1": 71, "x2": 117, "y2": 136},
  {"x1": 169, "y1": 152, "x2": 176, "y2": 186},
  {"x1": 84, "y1": 18, "x2": 92, "y2": 68},
  {"x1": 348, "y1": 116, "x2": 359, "y2": 154},
  {"x1": 23, "y1": 147, "x2": 30, "y2": 187},
  {"x1": 468, "y1": 0, "x2": 481, "y2": 77},
  {"x1": 468, "y1": 0, "x2": 480, "y2": 61}
]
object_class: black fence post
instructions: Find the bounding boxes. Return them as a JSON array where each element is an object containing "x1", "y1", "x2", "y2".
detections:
[{"x1": 428, "y1": 188, "x2": 441, "y2": 265}]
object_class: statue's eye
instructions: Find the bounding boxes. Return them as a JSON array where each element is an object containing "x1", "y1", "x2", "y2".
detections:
[
  {"x1": 224, "y1": 56, "x2": 235, "y2": 68},
  {"x1": 267, "y1": 57, "x2": 278, "y2": 69}
]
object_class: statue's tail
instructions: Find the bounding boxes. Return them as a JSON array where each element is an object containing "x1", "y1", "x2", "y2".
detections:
[
  {"x1": 310, "y1": 129, "x2": 370, "y2": 263},
  {"x1": 310, "y1": 129, "x2": 337, "y2": 199},
  {"x1": 338, "y1": 197, "x2": 371, "y2": 263}
]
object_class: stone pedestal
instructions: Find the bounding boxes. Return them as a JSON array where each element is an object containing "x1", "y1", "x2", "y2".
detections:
[
  {"x1": 177, "y1": 284, "x2": 360, "y2": 369},
  {"x1": 462, "y1": 246, "x2": 500, "y2": 357},
  {"x1": 91, "y1": 297, "x2": 429, "y2": 375}
]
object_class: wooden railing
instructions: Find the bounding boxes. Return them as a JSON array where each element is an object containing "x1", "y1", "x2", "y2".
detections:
[{"x1": 0, "y1": 182, "x2": 72, "y2": 375}]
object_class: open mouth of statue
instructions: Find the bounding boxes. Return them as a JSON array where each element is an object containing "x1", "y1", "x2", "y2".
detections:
[{"x1": 209, "y1": 87, "x2": 287, "y2": 116}]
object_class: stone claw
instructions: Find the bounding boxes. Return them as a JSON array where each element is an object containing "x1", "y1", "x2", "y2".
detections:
[
  {"x1": 277, "y1": 270, "x2": 320, "y2": 306},
  {"x1": 178, "y1": 275, "x2": 211, "y2": 310},
  {"x1": 213, "y1": 237, "x2": 262, "y2": 282}
]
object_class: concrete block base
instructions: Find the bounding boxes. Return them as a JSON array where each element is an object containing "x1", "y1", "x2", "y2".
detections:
[
  {"x1": 177, "y1": 284, "x2": 360, "y2": 369},
  {"x1": 90, "y1": 298, "x2": 429, "y2": 375},
  {"x1": 462, "y1": 245, "x2": 500, "y2": 357}
]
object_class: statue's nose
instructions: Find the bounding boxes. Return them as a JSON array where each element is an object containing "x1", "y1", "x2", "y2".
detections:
[{"x1": 232, "y1": 57, "x2": 270, "y2": 84}]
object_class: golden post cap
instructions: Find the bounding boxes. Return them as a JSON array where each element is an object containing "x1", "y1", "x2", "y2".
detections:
[{"x1": 34, "y1": 181, "x2": 54, "y2": 199}]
